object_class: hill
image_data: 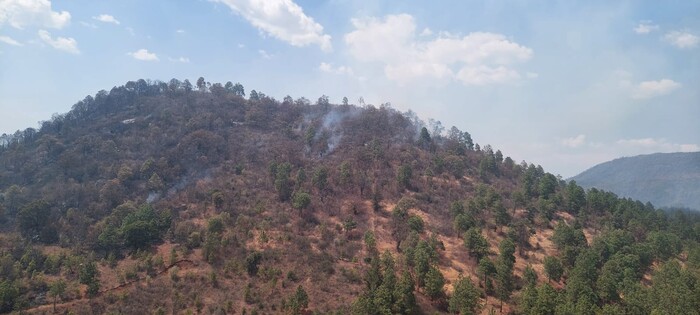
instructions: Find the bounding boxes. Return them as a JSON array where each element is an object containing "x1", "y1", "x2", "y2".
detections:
[
  {"x1": 570, "y1": 152, "x2": 700, "y2": 211},
  {"x1": 1, "y1": 78, "x2": 699, "y2": 315}
]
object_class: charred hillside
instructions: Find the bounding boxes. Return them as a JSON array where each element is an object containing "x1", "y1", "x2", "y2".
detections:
[{"x1": 0, "y1": 78, "x2": 699, "y2": 315}]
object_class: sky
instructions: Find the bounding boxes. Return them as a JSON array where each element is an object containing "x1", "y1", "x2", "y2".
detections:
[{"x1": 0, "y1": 0, "x2": 698, "y2": 178}]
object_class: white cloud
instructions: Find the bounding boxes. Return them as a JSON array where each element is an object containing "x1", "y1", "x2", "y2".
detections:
[
  {"x1": 169, "y1": 56, "x2": 190, "y2": 63},
  {"x1": 664, "y1": 31, "x2": 699, "y2": 49},
  {"x1": 617, "y1": 138, "x2": 699, "y2": 152},
  {"x1": 562, "y1": 134, "x2": 586, "y2": 148},
  {"x1": 125, "y1": 27, "x2": 135, "y2": 36},
  {"x1": 631, "y1": 79, "x2": 680, "y2": 99},
  {"x1": 127, "y1": 48, "x2": 158, "y2": 61},
  {"x1": 344, "y1": 14, "x2": 532, "y2": 86},
  {"x1": 37, "y1": 29, "x2": 79, "y2": 54},
  {"x1": 92, "y1": 14, "x2": 119, "y2": 25},
  {"x1": 679, "y1": 144, "x2": 700, "y2": 152},
  {"x1": 258, "y1": 49, "x2": 272, "y2": 59},
  {"x1": 212, "y1": 0, "x2": 332, "y2": 52},
  {"x1": 456, "y1": 65, "x2": 520, "y2": 85},
  {"x1": 79, "y1": 21, "x2": 97, "y2": 29},
  {"x1": 420, "y1": 28, "x2": 432, "y2": 36},
  {"x1": 318, "y1": 62, "x2": 354, "y2": 76},
  {"x1": 633, "y1": 21, "x2": 658, "y2": 34},
  {"x1": 0, "y1": 35, "x2": 22, "y2": 46},
  {"x1": 0, "y1": 0, "x2": 70, "y2": 29},
  {"x1": 176, "y1": 29, "x2": 185, "y2": 34}
]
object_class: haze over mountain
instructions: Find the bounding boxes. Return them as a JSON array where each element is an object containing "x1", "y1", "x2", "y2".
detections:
[{"x1": 571, "y1": 152, "x2": 700, "y2": 211}]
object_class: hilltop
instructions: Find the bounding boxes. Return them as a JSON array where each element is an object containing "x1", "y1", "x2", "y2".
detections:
[
  {"x1": 570, "y1": 152, "x2": 700, "y2": 211},
  {"x1": 0, "y1": 79, "x2": 699, "y2": 315}
]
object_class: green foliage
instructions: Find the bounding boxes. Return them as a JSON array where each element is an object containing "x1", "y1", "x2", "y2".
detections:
[
  {"x1": 207, "y1": 216, "x2": 225, "y2": 235},
  {"x1": 543, "y1": 256, "x2": 563, "y2": 282},
  {"x1": 312, "y1": 166, "x2": 329, "y2": 196},
  {"x1": 647, "y1": 260, "x2": 700, "y2": 315},
  {"x1": 646, "y1": 230, "x2": 682, "y2": 261},
  {"x1": 495, "y1": 239, "x2": 516, "y2": 308},
  {"x1": 407, "y1": 215, "x2": 424, "y2": 233},
  {"x1": 339, "y1": 161, "x2": 352, "y2": 187},
  {"x1": 424, "y1": 266, "x2": 445, "y2": 300},
  {"x1": 393, "y1": 271, "x2": 416, "y2": 314},
  {"x1": 245, "y1": 252, "x2": 263, "y2": 276},
  {"x1": 79, "y1": 261, "x2": 101, "y2": 297},
  {"x1": 463, "y1": 228, "x2": 488, "y2": 260},
  {"x1": 292, "y1": 191, "x2": 311, "y2": 212},
  {"x1": 0, "y1": 280, "x2": 19, "y2": 313},
  {"x1": 288, "y1": 285, "x2": 309, "y2": 315},
  {"x1": 148, "y1": 173, "x2": 164, "y2": 191},
  {"x1": 396, "y1": 164, "x2": 412, "y2": 190},
  {"x1": 449, "y1": 275, "x2": 480, "y2": 315},
  {"x1": 523, "y1": 265, "x2": 538, "y2": 287},
  {"x1": 524, "y1": 283, "x2": 560, "y2": 315},
  {"x1": 454, "y1": 212, "x2": 475, "y2": 234},
  {"x1": 18, "y1": 199, "x2": 56, "y2": 243},
  {"x1": 551, "y1": 222, "x2": 587, "y2": 250},
  {"x1": 494, "y1": 201, "x2": 510, "y2": 227},
  {"x1": 271, "y1": 162, "x2": 293, "y2": 201},
  {"x1": 566, "y1": 181, "x2": 586, "y2": 215},
  {"x1": 538, "y1": 173, "x2": 558, "y2": 199},
  {"x1": 120, "y1": 204, "x2": 171, "y2": 250}
]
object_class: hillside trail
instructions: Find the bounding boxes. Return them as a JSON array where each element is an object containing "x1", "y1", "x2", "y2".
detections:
[{"x1": 23, "y1": 259, "x2": 196, "y2": 314}]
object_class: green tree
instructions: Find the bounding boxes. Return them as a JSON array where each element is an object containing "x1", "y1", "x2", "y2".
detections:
[
  {"x1": 449, "y1": 275, "x2": 480, "y2": 315},
  {"x1": 495, "y1": 239, "x2": 516, "y2": 312},
  {"x1": 393, "y1": 271, "x2": 416, "y2": 314},
  {"x1": 288, "y1": 285, "x2": 309, "y2": 315},
  {"x1": 424, "y1": 266, "x2": 445, "y2": 301},
  {"x1": 419, "y1": 127, "x2": 432, "y2": 149},
  {"x1": 464, "y1": 228, "x2": 489, "y2": 260},
  {"x1": 148, "y1": 173, "x2": 164, "y2": 191},
  {"x1": 543, "y1": 256, "x2": 563, "y2": 283},
  {"x1": 648, "y1": 261, "x2": 699, "y2": 315},
  {"x1": 312, "y1": 166, "x2": 329, "y2": 200},
  {"x1": 18, "y1": 199, "x2": 54, "y2": 242},
  {"x1": 538, "y1": 173, "x2": 558, "y2": 199},
  {"x1": 120, "y1": 204, "x2": 170, "y2": 250},
  {"x1": 523, "y1": 265, "x2": 538, "y2": 287},
  {"x1": 0, "y1": 280, "x2": 19, "y2": 313},
  {"x1": 494, "y1": 201, "x2": 510, "y2": 230},
  {"x1": 49, "y1": 279, "x2": 67, "y2": 312},
  {"x1": 79, "y1": 261, "x2": 101, "y2": 297},
  {"x1": 397, "y1": 164, "x2": 412, "y2": 190},
  {"x1": 478, "y1": 257, "x2": 496, "y2": 291},
  {"x1": 272, "y1": 162, "x2": 293, "y2": 202},
  {"x1": 292, "y1": 191, "x2": 311, "y2": 215},
  {"x1": 531, "y1": 283, "x2": 559, "y2": 315},
  {"x1": 339, "y1": 161, "x2": 352, "y2": 188},
  {"x1": 566, "y1": 181, "x2": 586, "y2": 215}
]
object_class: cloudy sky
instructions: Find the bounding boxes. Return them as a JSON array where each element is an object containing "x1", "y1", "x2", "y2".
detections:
[{"x1": 1, "y1": 0, "x2": 698, "y2": 177}]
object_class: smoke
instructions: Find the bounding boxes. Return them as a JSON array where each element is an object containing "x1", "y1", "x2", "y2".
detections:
[
  {"x1": 316, "y1": 107, "x2": 361, "y2": 154},
  {"x1": 167, "y1": 170, "x2": 213, "y2": 196},
  {"x1": 147, "y1": 192, "x2": 160, "y2": 203}
]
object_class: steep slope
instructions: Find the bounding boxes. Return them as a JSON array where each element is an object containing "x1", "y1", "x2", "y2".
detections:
[
  {"x1": 570, "y1": 152, "x2": 700, "y2": 210},
  {"x1": 0, "y1": 79, "x2": 699, "y2": 315}
]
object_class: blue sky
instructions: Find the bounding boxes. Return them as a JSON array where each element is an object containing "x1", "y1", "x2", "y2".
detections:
[{"x1": 1, "y1": 0, "x2": 698, "y2": 177}]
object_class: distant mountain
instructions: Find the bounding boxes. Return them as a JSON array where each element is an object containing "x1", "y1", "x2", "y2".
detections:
[{"x1": 570, "y1": 152, "x2": 700, "y2": 210}]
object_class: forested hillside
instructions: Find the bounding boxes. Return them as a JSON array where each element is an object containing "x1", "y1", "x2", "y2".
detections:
[
  {"x1": 1, "y1": 79, "x2": 699, "y2": 314},
  {"x1": 571, "y1": 152, "x2": 700, "y2": 211}
]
